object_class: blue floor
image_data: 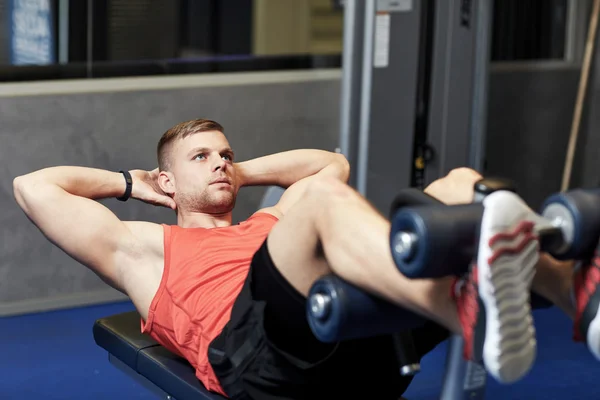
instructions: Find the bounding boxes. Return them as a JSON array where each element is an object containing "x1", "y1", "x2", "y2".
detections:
[{"x1": 0, "y1": 302, "x2": 599, "y2": 399}]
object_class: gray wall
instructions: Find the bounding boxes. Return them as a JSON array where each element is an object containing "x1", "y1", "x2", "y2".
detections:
[
  {"x1": 1, "y1": 59, "x2": 600, "y2": 316},
  {"x1": 485, "y1": 61, "x2": 600, "y2": 210},
  {"x1": 0, "y1": 72, "x2": 341, "y2": 315},
  {"x1": 485, "y1": 64, "x2": 580, "y2": 209}
]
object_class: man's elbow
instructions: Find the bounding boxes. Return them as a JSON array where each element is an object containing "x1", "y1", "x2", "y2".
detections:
[
  {"x1": 13, "y1": 175, "x2": 32, "y2": 209},
  {"x1": 13, "y1": 174, "x2": 44, "y2": 211},
  {"x1": 13, "y1": 175, "x2": 26, "y2": 198},
  {"x1": 333, "y1": 153, "x2": 351, "y2": 183}
]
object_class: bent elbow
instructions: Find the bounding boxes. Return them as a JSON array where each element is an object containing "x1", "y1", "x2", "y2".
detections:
[
  {"x1": 12, "y1": 174, "x2": 43, "y2": 211},
  {"x1": 13, "y1": 175, "x2": 27, "y2": 203},
  {"x1": 335, "y1": 153, "x2": 351, "y2": 183},
  {"x1": 13, "y1": 176, "x2": 29, "y2": 210}
]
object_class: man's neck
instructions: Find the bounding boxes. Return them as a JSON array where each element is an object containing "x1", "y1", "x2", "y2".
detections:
[{"x1": 176, "y1": 210, "x2": 233, "y2": 228}]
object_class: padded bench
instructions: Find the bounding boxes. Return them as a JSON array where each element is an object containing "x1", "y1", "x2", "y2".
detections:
[{"x1": 93, "y1": 311, "x2": 225, "y2": 400}]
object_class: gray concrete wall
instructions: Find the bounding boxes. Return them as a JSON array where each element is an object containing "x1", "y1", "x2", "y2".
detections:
[
  {"x1": 0, "y1": 70, "x2": 341, "y2": 316},
  {"x1": 1, "y1": 61, "x2": 599, "y2": 316}
]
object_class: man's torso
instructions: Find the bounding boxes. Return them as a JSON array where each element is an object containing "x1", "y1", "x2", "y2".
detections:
[
  {"x1": 121, "y1": 212, "x2": 279, "y2": 394},
  {"x1": 119, "y1": 208, "x2": 282, "y2": 322}
]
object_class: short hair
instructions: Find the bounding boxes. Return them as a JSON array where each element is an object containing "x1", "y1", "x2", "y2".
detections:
[{"x1": 157, "y1": 119, "x2": 224, "y2": 171}]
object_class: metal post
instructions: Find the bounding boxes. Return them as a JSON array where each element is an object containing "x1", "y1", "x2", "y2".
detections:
[
  {"x1": 356, "y1": 0, "x2": 376, "y2": 195},
  {"x1": 469, "y1": 0, "x2": 493, "y2": 172},
  {"x1": 338, "y1": 0, "x2": 365, "y2": 188},
  {"x1": 440, "y1": 336, "x2": 487, "y2": 400}
]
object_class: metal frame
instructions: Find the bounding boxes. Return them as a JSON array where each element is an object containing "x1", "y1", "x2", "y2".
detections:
[
  {"x1": 356, "y1": 0, "x2": 376, "y2": 195},
  {"x1": 469, "y1": 0, "x2": 494, "y2": 171},
  {"x1": 338, "y1": 1, "x2": 493, "y2": 398},
  {"x1": 338, "y1": 0, "x2": 366, "y2": 190}
]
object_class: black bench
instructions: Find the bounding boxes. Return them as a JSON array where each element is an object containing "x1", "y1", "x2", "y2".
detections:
[{"x1": 93, "y1": 311, "x2": 225, "y2": 400}]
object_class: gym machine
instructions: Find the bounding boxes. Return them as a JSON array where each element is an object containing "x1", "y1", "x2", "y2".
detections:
[
  {"x1": 92, "y1": 1, "x2": 586, "y2": 399},
  {"x1": 313, "y1": 1, "x2": 560, "y2": 398},
  {"x1": 306, "y1": 179, "x2": 600, "y2": 399},
  {"x1": 338, "y1": 0, "x2": 494, "y2": 396},
  {"x1": 338, "y1": 0, "x2": 492, "y2": 212}
]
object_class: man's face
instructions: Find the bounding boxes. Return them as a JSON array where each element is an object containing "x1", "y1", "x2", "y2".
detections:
[{"x1": 168, "y1": 130, "x2": 239, "y2": 214}]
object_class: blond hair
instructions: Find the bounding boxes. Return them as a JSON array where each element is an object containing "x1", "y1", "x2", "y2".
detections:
[{"x1": 157, "y1": 119, "x2": 224, "y2": 171}]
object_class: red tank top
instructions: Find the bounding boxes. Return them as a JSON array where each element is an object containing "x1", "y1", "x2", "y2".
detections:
[{"x1": 141, "y1": 212, "x2": 279, "y2": 396}]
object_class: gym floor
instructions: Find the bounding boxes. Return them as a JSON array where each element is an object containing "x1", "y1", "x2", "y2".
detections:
[{"x1": 0, "y1": 303, "x2": 596, "y2": 399}]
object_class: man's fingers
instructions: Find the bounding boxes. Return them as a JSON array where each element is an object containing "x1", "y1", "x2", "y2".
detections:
[
  {"x1": 160, "y1": 195, "x2": 177, "y2": 209},
  {"x1": 143, "y1": 193, "x2": 175, "y2": 209}
]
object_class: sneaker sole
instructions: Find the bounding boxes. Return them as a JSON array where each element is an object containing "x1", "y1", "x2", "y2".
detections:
[
  {"x1": 585, "y1": 280, "x2": 600, "y2": 360},
  {"x1": 478, "y1": 191, "x2": 539, "y2": 384}
]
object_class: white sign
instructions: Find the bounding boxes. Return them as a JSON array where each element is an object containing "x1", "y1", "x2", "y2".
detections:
[{"x1": 374, "y1": 13, "x2": 391, "y2": 68}]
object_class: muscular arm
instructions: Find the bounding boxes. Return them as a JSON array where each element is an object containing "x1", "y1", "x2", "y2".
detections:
[
  {"x1": 236, "y1": 149, "x2": 350, "y2": 216},
  {"x1": 236, "y1": 149, "x2": 350, "y2": 188},
  {"x1": 13, "y1": 166, "x2": 158, "y2": 291}
]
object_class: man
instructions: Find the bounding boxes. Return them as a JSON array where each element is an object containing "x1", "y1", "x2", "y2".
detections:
[{"x1": 12, "y1": 119, "x2": 600, "y2": 399}]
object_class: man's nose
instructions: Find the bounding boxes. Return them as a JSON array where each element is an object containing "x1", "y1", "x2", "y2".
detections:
[{"x1": 212, "y1": 156, "x2": 226, "y2": 172}]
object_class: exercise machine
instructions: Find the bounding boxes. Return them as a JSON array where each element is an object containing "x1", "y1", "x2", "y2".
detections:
[
  {"x1": 306, "y1": 180, "x2": 600, "y2": 399},
  {"x1": 93, "y1": 178, "x2": 598, "y2": 400},
  {"x1": 92, "y1": 1, "x2": 574, "y2": 399},
  {"x1": 93, "y1": 0, "x2": 497, "y2": 396},
  {"x1": 338, "y1": 0, "x2": 493, "y2": 213}
]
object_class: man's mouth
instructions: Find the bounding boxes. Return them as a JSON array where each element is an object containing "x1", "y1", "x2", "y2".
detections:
[{"x1": 211, "y1": 178, "x2": 231, "y2": 185}]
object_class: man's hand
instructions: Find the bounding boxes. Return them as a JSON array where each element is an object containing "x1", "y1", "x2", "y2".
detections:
[
  {"x1": 233, "y1": 163, "x2": 249, "y2": 190},
  {"x1": 130, "y1": 168, "x2": 177, "y2": 209},
  {"x1": 424, "y1": 167, "x2": 483, "y2": 205}
]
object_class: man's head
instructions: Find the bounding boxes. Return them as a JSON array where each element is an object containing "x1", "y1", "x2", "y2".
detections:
[{"x1": 157, "y1": 119, "x2": 239, "y2": 215}]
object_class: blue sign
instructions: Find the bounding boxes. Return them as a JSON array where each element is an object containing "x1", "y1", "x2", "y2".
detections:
[{"x1": 9, "y1": 0, "x2": 56, "y2": 65}]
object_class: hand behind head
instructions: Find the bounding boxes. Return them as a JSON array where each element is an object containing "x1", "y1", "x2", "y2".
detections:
[{"x1": 129, "y1": 169, "x2": 177, "y2": 209}]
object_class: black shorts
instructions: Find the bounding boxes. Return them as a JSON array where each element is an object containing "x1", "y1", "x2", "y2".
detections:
[{"x1": 208, "y1": 239, "x2": 449, "y2": 400}]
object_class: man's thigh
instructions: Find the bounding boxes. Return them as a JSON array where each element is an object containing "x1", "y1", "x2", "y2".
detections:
[{"x1": 266, "y1": 177, "x2": 388, "y2": 297}]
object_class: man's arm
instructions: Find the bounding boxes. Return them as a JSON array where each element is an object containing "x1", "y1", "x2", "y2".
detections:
[
  {"x1": 12, "y1": 166, "x2": 160, "y2": 291},
  {"x1": 236, "y1": 149, "x2": 350, "y2": 216},
  {"x1": 236, "y1": 149, "x2": 350, "y2": 188}
]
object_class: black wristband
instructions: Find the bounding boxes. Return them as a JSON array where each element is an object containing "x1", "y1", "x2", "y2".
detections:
[{"x1": 117, "y1": 170, "x2": 133, "y2": 202}]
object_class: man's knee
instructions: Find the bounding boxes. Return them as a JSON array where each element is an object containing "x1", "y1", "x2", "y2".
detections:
[
  {"x1": 304, "y1": 176, "x2": 354, "y2": 205},
  {"x1": 446, "y1": 167, "x2": 483, "y2": 181}
]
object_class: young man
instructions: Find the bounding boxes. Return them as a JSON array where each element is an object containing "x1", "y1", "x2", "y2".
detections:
[{"x1": 12, "y1": 119, "x2": 600, "y2": 399}]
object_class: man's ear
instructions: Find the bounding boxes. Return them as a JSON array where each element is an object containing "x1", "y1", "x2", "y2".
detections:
[{"x1": 158, "y1": 170, "x2": 176, "y2": 195}]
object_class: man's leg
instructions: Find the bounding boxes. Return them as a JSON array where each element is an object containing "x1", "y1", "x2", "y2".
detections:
[
  {"x1": 531, "y1": 252, "x2": 600, "y2": 361},
  {"x1": 531, "y1": 255, "x2": 576, "y2": 318},
  {"x1": 266, "y1": 177, "x2": 539, "y2": 384},
  {"x1": 267, "y1": 177, "x2": 461, "y2": 333}
]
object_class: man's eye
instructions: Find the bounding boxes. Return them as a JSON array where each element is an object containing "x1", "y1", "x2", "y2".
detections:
[
  {"x1": 194, "y1": 154, "x2": 205, "y2": 160},
  {"x1": 222, "y1": 155, "x2": 232, "y2": 161}
]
